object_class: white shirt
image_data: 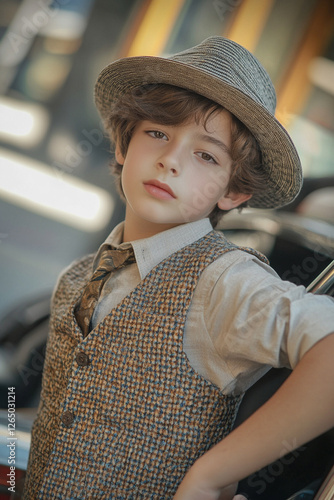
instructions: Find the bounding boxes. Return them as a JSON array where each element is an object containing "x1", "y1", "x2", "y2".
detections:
[{"x1": 91, "y1": 219, "x2": 334, "y2": 395}]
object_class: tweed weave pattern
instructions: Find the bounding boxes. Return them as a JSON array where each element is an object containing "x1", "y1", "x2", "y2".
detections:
[{"x1": 23, "y1": 231, "x2": 268, "y2": 499}]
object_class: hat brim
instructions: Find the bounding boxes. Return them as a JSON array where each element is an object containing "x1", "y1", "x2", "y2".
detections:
[{"x1": 94, "y1": 56, "x2": 302, "y2": 209}]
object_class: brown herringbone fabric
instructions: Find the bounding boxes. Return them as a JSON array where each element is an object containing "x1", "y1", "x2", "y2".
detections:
[
  {"x1": 75, "y1": 245, "x2": 135, "y2": 337},
  {"x1": 23, "y1": 231, "x2": 268, "y2": 500}
]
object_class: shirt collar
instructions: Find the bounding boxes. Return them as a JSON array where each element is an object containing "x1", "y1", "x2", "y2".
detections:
[{"x1": 94, "y1": 219, "x2": 213, "y2": 279}]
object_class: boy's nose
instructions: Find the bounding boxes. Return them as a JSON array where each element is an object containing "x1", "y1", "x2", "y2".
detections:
[
  {"x1": 157, "y1": 161, "x2": 178, "y2": 175},
  {"x1": 157, "y1": 146, "x2": 182, "y2": 175}
]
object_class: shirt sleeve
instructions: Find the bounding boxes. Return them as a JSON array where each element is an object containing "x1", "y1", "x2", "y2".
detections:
[{"x1": 203, "y1": 250, "x2": 334, "y2": 393}]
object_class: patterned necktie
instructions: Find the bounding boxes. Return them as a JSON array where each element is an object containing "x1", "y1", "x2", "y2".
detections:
[{"x1": 75, "y1": 245, "x2": 135, "y2": 337}]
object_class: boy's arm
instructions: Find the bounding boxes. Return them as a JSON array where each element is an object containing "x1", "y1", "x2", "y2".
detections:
[{"x1": 173, "y1": 332, "x2": 334, "y2": 500}]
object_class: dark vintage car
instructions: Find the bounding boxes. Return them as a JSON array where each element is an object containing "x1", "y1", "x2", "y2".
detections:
[{"x1": 0, "y1": 208, "x2": 333, "y2": 500}]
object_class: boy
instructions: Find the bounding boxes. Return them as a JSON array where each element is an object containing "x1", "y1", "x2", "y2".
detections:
[{"x1": 23, "y1": 37, "x2": 334, "y2": 499}]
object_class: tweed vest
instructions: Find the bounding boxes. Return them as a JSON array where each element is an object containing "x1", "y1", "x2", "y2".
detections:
[{"x1": 23, "y1": 231, "x2": 268, "y2": 499}]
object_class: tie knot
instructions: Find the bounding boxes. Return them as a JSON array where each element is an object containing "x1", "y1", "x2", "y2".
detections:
[{"x1": 98, "y1": 245, "x2": 135, "y2": 273}]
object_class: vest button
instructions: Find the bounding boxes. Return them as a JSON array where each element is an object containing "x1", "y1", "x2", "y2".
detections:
[
  {"x1": 76, "y1": 351, "x2": 90, "y2": 366},
  {"x1": 61, "y1": 410, "x2": 74, "y2": 427}
]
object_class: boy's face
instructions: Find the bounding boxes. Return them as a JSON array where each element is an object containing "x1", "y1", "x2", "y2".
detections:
[{"x1": 116, "y1": 109, "x2": 251, "y2": 239}]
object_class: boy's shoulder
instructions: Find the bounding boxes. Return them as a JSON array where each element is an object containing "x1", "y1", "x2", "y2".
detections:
[
  {"x1": 203, "y1": 229, "x2": 269, "y2": 266},
  {"x1": 60, "y1": 252, "x2": 96, "y2": 280},
  {"x1": 52, "y1": 252, "x2": 96, "y2": 303}
]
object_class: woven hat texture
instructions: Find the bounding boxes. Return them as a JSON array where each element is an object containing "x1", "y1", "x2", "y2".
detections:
[{"x1": 94, "y1": 36, "x2": 302, "y2": 209}]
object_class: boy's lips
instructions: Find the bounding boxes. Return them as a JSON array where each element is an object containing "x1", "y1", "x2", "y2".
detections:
[{"x1": 144, "y1": 180, "x2": 176, "y2": 200}]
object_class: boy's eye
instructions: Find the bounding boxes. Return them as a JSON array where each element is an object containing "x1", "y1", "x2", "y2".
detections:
[
  {"x1": 147, "y1": 130, "x2": 167, "y2": 140},
  {"x1": 198, "y1": 152, "x2": 217, "y2": 163}
]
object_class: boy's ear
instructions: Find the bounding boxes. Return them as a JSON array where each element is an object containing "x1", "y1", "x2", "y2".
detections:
[
  {"x1": 217, "y1": 192, "x2": 252, "y2": 210},
  {"x1": 115, "y1": 144, "x2": 125, "y2": 165}
]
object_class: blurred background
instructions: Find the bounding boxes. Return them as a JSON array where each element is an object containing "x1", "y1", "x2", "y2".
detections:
[{"x1": 0, "y1": 0, "x2": 334, "y2": 317}]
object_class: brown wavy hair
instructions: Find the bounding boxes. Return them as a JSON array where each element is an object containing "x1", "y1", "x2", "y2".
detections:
[{"x1": 105, "y1": 84, "x2": 267, "y2": 228}]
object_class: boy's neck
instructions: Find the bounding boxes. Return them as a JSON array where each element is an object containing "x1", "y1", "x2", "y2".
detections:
[{"x1": 122, "y1": 206, "x2": 183, "y2": 242}]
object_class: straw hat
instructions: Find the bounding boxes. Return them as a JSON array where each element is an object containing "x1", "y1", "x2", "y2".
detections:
[{"x1": 94, "y1": 36, "x2": 302, "y2": 209}]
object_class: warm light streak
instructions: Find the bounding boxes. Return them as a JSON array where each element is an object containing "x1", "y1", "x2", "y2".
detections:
[
  {"x1": 0, "y1": 148, "x2": 114, "y2": 231},
  {"x1": 0, "y1": 97, "x2": 49, "y2": 147}
]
